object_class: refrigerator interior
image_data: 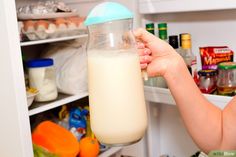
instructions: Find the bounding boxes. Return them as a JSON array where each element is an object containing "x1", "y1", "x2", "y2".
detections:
[
  {"x1": 16, "y1": 0, "x2": 147, "y2": 156},
  {"x1": 141, "y1": 10, "x2": 236, "y2": 69},
  {"x1": 15, "y1": 0, "x2": 236, "y2": 156},
  {"x1": 140, "y1": 6, "x2": 236, "y2": 157}
]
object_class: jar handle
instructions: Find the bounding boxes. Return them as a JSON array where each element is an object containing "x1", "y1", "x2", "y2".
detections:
[{"x1": 142, "y1": 70, "x2": 148, "y2": 81}]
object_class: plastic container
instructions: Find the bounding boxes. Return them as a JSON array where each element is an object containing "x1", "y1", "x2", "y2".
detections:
[
  {"x1": 85, "y1": 2, "x2": 147, "y2": 146},
  {"x1": 217, "y1": 62, "x2": 236, "y2": 96},
  {"x1": 27, "y1": 58, "x2": 58, "y2": 102},
  {"x1": 198, "y1": 70, "x2": 217, "y2": 94},
  {"x1": 27, "y1": 90, "x2": 38, "y2": 107}
]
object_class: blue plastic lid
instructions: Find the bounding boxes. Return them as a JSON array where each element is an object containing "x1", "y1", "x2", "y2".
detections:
[
  {"x1": 27, "y1": 58, "x2": 54, "y2": 68},
  {"x1": 84, "y1": 2, "x2": 133, "y2": 26}
]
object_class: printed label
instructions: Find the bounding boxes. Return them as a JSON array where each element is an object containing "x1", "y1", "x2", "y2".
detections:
[
  {"x1": 209, "y1": 151, "x2": 236, "y2": 157},
  {"x1": 200, "y1": 47, "x2": 234, "y2": 70}
]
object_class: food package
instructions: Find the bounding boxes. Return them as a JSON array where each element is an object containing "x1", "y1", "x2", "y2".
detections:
[
  {"x1": 41, "y1": 40, "x2": 87, "y2": 95},
  {"x1": 17, "y1": 1, "x2": 75, "y2": 16},
  {"x1": 200, "y1": 46, "x2": 234, "y2": 70},
  {"x1": 20, "y1": 17, "x2": 86, "y2": 41},
  {"x1": 32, "y1": 121, "x2": 80, "y2": 157}
]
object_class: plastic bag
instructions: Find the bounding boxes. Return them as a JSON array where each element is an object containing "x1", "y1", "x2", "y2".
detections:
[{"x1": 42, "y1": 40, "x2": 87, "y2": 95}]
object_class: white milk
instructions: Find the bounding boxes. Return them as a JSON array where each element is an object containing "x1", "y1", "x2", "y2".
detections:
[{"x1": 88, "y1": 49, "x2": 147, "y2": 145}]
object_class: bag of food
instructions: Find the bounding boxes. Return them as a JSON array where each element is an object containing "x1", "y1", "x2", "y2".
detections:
[
  {"x1": 32, "y1": 121, "x2": 80, "y2": 157},
  {"x1": 200, "y1": 46, "x2": 234, "y2": 70},
  {"x1": 42, "y1": 39, "x2": 87, "y2": 95}
]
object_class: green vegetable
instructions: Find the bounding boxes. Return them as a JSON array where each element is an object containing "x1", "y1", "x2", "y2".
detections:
[{"x1": 33, "y1": 144, "x2": 59, "y2": 157}]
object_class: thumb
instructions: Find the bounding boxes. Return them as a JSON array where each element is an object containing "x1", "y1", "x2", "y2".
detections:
[
  {"x1": 134, "y1": 28, "x2": 171, "y2": 56},
  {"x1": 134, "y1": 28, "x2": 158, "y2": 44}
]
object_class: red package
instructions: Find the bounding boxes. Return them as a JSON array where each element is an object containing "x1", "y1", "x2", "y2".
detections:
[{"x1": 200, "y1": 46, "x2": 234, "y2": 70}]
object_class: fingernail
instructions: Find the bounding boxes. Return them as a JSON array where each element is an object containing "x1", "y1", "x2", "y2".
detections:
[
  {"x1": 144, "y1": 49, "x2": 151, "y2": 55},
  {"x1": 137, "y1": 42, "x2": 145, "y2": 48},
  {"x1": 141, "y1": 63, "x2": 147, "y2": 69}
]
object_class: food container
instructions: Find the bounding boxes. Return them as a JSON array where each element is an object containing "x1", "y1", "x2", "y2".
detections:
[
  {"x1": 198, "y1": 70, "x2": 217, "y2": 94},
  {"x1": 85, "y1": 2, "x2": 147, "y2": 146},
  {"x1": 199, "y1": 46, "x2": 234, "y2": 70},
  {"x1": 217, "y1": 62, "x2": 236, "y2": 96},
  {"x1": 27, "y1": 58, "x2": 58, "y2": 102},
  {"x1": 27, "y1": 91, "x2": 38, "y2": 107},
  {"x1": 21, "y1": 17, "x2": 87, "y2": 41}
]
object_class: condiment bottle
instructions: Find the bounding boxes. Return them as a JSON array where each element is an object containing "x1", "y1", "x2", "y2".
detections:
[
  {"x1": 84, "y1": 2, "x2": 147, "y2": 146},
  {"x1": 27, "y1": 58, "x2": 58, "y2": 102},
  {"x1": 152, "y1": 22, "x2": 168, "y2": 88},
  {"x1": 217, "y1": 62, "x2": 236, "y2": 96},
  {"x1": 198, "y1": 70, "x2": 217, "y2": 94},
  {"x1": 169, "y1": 35, "x2": 181, "y2": 55},
  {"x1": 180, "y1": 33, "x2": 198, "y2": 83}
]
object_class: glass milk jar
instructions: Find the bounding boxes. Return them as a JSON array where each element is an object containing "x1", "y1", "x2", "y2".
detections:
[{"x1": 85, "y1": 2, "x2": 147, "y2": 146}]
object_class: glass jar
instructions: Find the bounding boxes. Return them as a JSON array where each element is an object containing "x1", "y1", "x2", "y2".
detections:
[
  {"x1": 85, "y1": 2, "x2": 147, "y2": 146},
  {"x1": 27, "y1": 58, "x2": 58, "y2": 102},
  {"x1": 217, "y1": 62, "x2": 236, "y2": 96},
  {"x1": 198, "y1": 70, "x2": 217, "y2": 94}
]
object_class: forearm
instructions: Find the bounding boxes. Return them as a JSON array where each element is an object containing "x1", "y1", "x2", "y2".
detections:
[
  {"x1": 221, "y1": 98, "x2": 236, "y2": 150},
  {"x1": 164, "y1": 55, "x2": 223, "y2": 153}
]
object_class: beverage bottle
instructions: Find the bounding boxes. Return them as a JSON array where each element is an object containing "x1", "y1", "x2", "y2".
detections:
[
  {"x1": 158, "y1": 23, "x2": 168, "y2": 42},
  {"x1": 169, "y1": 35, "x2": 181, "y2": 55},
  {"x1": 180, "y1": 33, "x2": 198, "y2": 82},
  {"x1": 151, "y1": 23, "x2": 168, "y2": 88},
  {"x1": 146, "y1": 23, "x2": 155, "y2": 35},
  {"x1": 85, "y1": 2, "x2": 147, "y2": 146},
  {"x1": 144, "y1": 23, "x2": 158, "y2": 87}
]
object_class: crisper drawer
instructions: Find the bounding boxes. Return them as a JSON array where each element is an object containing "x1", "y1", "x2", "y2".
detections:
[{"x1": 139, "y1": 0, "x2": 236, "y2": 14}]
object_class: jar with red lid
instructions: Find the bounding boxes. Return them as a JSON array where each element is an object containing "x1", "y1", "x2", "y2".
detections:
[{"x1": 198, "y1": 70, "x2": 217, "y2": 94}]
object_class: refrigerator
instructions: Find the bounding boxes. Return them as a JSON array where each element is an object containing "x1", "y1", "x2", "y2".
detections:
[{"x1": 0, "y1": 0, "x2": 235, "y2": 157}]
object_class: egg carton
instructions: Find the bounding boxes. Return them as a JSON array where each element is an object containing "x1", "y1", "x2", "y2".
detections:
[
  {"x1": 22, "y1": 27, "x2": 87, "y2": 41},
  {"x1": 20, "y1": 17, "x2": 87, "y2": 41}
]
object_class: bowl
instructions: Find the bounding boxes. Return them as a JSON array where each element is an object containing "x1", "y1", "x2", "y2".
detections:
[{"x1": 27, "y1": 91, "x2": 38, "y2": 107}]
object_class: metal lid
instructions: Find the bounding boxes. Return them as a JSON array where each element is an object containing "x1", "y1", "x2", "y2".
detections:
[
  {"x1": 158, "y1": 23, "x2": 167, "y2": 30},
  {"x1": 198, "y1": 70, "x2": 217, "y2": 76},
  {"x1": 218, "y1": 62, "x2": 236, "y2": 70},
  {"x1": 158, "y1": 23, "x2": 167, "y2": 40},
  {"x1": 181, "y1": 33, "x2": 191, "y2": 40},
  {"x1": 169, "y1": 35, "x2": 179, "y2": 49},
  {"x1": 181, "y1": 33, "x2": 191, "y2": 49}
]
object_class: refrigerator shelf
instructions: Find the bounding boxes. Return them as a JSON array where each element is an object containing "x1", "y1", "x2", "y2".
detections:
[
  {"x1": 139, "y1": 0, "x2": 236, "y2": 14},
  {"x1": 20, "y1": 34, "x2": 88, "y2": 46},
  {"x1": 28, "y1": 92, "x2": 88, "y2": 116},
  {"x1": 99, "y1": 147, "x2": 123, "y2": 157},
  {"x1": 144, "y1": 86, "x2": 233, "y2": 109}
]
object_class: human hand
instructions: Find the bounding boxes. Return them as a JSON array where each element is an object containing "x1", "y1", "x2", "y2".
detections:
[{"x1": 134, "y1": 28, "x2": 183, "y2": 78}]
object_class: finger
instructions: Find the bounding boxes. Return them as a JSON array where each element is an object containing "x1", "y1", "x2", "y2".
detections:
[
  {"x1": 134, "y1": 28, "x2": 157, "y2": 43},
  {"x1": 138, "y1": 48, "x2": 151, "y2": 56},
  {"x1": 140, "y1": 63, "x2": 148, "y2": 69},
  {"x1": 140, "y1": 55, "x2": 152, "y2": 64},
  {"x1": 136, "y1": 42, "x2": 145, "y2": 49}
]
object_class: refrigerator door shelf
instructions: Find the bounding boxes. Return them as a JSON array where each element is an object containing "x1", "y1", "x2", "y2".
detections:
[
  {"x1": 139, "y1": 0, "x2": 236, "y2": 14},
  {"x1": 144, "y1": 86, "x2": 232, "y2": 109}
]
